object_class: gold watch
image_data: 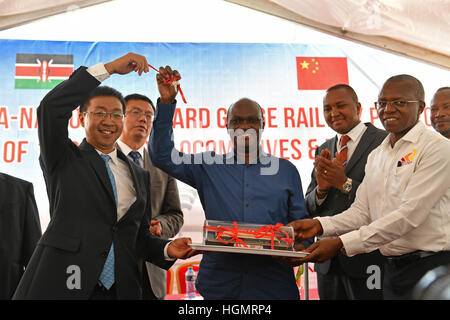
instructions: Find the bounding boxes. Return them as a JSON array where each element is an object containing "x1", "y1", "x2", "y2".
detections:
[{"x1": 342, "y1": 177, "x2": 353, "y2": 194}]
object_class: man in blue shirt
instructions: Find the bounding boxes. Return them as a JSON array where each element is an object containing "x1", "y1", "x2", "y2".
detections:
[{"x1": 149, "y1": 66, "x2": 310, "y2": 299}]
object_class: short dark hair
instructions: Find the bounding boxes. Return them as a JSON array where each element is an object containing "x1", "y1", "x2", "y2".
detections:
[
  {"x1": 382, "y1": 74, "x2": 425, "y2": 101},
  {"x1": 124, "y1": 93, "x2": 155, "y2": 111},
  {"x1": 80, "y1": 86, "x2": 126, "y2": 113},
  {"x1": 435, "y1": 86, "x2": 450, "y2": 94},
  {"x1": 326, "y1": 84, "x2": 359, "y2": 103}
]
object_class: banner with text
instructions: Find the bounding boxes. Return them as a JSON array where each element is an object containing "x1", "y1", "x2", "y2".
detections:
[{"x1": 0, "y1": 40, "x2": 436, "y2": 231}]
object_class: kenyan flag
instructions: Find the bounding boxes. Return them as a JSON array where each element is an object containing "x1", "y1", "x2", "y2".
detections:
[{"x1": 15, "y1": 53, "x2": 73, "y2": 89}]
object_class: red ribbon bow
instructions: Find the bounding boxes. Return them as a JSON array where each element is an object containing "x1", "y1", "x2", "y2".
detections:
[
  {"x1": 254, "y1": 223, "x2": 295, "y2": 249},
  {"x1": 204, "y1": 222, "x2": 294, "y2": 250},
  {"x1": 148, "y1": 63, "x2": 187, "y2": 104}
]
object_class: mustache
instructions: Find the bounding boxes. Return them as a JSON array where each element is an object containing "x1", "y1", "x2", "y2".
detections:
[{"x1": 227, "y1": 128, "x2": 262, "y2": 137}]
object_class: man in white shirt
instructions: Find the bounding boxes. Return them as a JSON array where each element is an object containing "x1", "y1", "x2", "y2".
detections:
[
  {"x1": 288, "y1": 75, "x2": 450, "y2": 299},
  {"x1": 14, "y1": 53, "x2": 197, "y2": 299},
  {"x1": 430, "y1": 87, "x2": 450, "y2": 139},
  {"x1": 116, "y1": 93, "x2": 183, "y2": 299},
  {"x1": 304, "y1": 84, "x2": 387, "y2": 300}
]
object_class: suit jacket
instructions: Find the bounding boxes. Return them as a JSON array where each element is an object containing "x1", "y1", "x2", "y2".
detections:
[
  {"x1": 115, "y1": 145, "x2": 183, "y2": 299},
  {"x1": 0, "y1": 173, "x2": 42, "y2": 299},
  {"x1": 13, "y1": 67, "x2": 173, "y2": 300},
  {"x1": 305, "y1": 123, "x2": 387, "y2": 277}
]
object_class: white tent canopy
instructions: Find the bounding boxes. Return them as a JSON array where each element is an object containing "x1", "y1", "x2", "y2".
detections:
[
  {"x1": 0, "y1": 0, "x2": 111, "y2": 29},
  {"x1": 1, "y1": 0, "x2": 449, "y2": 69},
  {"x1": 225, "y1": 0, "x2": 450, "y2": 70}
]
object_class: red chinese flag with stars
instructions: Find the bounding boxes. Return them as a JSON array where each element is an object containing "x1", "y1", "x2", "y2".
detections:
[{"x1": 296, "y1": 57, "x2": 349, "y2": 90}]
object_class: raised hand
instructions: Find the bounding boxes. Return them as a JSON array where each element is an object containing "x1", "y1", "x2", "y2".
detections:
[
  {"x1": 104, "y1": 53, "x2": 149, "y2": 76},
  {"x1": 156, "y1": 66, "x2": 182, "y2": 104},
  {"x1": 315, "y1": 149, "x2": 332, "y2": 192},
  {"x1": 314, "y1": 151, "x2": 347, "y2": 191}
]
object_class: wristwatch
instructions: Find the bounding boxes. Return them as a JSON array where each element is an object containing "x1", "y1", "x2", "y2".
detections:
[{"x1": 342, "y1": 177, "x2": 353, "y2": 194}]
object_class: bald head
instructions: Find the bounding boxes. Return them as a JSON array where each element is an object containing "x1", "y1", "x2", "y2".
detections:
[
  {"x1": 226, "y1": 98, "x2": 264, "y2": 128},
  {"x1": 380, "y1": 74, "x2": 425, "y2": 101}
]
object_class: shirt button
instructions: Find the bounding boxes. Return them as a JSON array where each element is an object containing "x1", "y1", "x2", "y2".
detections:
[
  {"x1": 245, "y1": 203, "x2": 249, "y2": 207},
  {"x1": 112, "y1": 226, "x2": 118, "y2": 233},
  {"x1": 246, "y1": 184, "x2": 249, "y2": 187}
]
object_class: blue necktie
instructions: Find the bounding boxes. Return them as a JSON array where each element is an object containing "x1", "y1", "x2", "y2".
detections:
[
  {"x1": 128, "y1": 151, "x2": 142, "y2": 167},
  {"x1": 99, "y1": 154, "x2": 116, "y2": 289}
]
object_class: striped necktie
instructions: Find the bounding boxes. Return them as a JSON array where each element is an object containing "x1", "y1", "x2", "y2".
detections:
[
  {"x1": 98, "y1": 154, "x2": 116, "y2": 289},
  {"x1": 128, "y1": 151, "x2": 142, "y2": 167},
  {"x1": 339, "y1": 135, "x2": 351, "y2": 168}
]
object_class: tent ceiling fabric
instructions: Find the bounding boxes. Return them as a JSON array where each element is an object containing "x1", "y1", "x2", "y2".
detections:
[
  {"x1": 0, "y1": 0, "x2": 111, "y2": 30},
  {"x1": 225, "y1": 0, "x2": 450, "y2": 70},
  {"x1": 1, "y1": 0, "x2": 448, "y2": 69}
]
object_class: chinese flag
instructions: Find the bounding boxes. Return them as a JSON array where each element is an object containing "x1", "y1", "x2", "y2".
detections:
[{"x1": 296, "y1": 57, "x2": 349, "y2": 90}]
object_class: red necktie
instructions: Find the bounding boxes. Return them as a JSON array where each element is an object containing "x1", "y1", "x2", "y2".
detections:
[{"x1": 339, "y1": 135, "x2": 350, "y2": 167}]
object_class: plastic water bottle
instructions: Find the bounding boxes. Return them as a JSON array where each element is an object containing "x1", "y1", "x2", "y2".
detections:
[{"x1": 185, "y1": 266, "x2": 197, "y2": 298}]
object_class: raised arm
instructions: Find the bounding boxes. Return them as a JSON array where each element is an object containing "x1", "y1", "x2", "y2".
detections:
[
  {"x1": 38, "y1": 52, "x2": 150, "y2": 172},
  {"x1": 149, "y1": 66, "x2": 200, "y2": 187}
]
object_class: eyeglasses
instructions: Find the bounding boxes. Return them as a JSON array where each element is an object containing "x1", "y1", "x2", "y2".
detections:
[
  {"x1": 83, "y1": 111, "x2": 124, "y2": 121},
  {"x1": 229, "y1": 118, "x2": 262, "y2": 125},
  {"x1": 374, "y1": 100, "x2": 421, "y2": 111},
  {"x1": 126, "y1": 110, "x2": 153, "y2": 120}
]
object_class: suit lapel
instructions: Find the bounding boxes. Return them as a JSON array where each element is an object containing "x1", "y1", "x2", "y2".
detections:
[
  {"x1": 115, "y1": 143, "x2": 142, "y2": 205},
  {"x1": 79, "y1": 139, "x2": 116, "y2": 206},
  {"x1": 345, "y1": 124, "x2": 375, "y2": 173},
  {"x1": 116, "y1": 148, "x2": 141, "y2": 222},
  {"x1": 143, "y1": 148, "x2": 158, "y2": 179},
  {"x1": 329, "y1": 136, "x2": 338, "y2": 160},
  {"x1": 143, "y1": 148, "x2": 152, "y2": 169}
]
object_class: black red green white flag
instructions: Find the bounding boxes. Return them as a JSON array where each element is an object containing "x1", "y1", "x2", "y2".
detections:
[{"x1": 15, "y1": 53, "x2": 73, "y2": 89}]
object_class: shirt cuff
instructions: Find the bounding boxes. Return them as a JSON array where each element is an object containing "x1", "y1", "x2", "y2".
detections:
[
  {"x1": 339, "y1": 230, "x2": 365, "y2": 257},
  {"x1": 315, "y1": 190, "x2": 327, "y2": 206},
  {"x1": 86, "y1": 63, "x2": 110, "y2": 83},
  {"x1": 315, "y1": 216, "x2": 337, "y2": 237},
  {"x1": 154, "y1": 99, "x2": 177, "y2": 124},
  {"x1": 163, "y1": 241, "x2": 176, "y2": 261}
]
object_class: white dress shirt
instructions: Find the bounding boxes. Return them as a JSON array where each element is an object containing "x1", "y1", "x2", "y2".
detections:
[
  {"x1": 317, "y1": 121, "x2": 450, "y2": 256},
  {"x1": 96, "y1": 149, "x2": 136, "y2": 221},
  {"x1": 336, "y1": 121, "x2": 367, "y2": 160},
  {"x1": 117, "y1": 139, "x2": 145, "y2": 167}
]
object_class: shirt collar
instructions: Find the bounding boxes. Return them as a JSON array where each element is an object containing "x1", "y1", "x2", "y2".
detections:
[
  {"x1": 381, "y1": 121, "x2": 425, "y2": 149},
  {"x1": 96, "y1": 148, "x2": 119, "y2": 165},
  {"x1": 117, "y1": 139, "x2": 146, "y2": 159},
  {"x1": 397, "y1": 121, "x2": 425, "y2": 144},
  {"x1": 336, "y1": 121, "x2": 365, "y2": 145}
]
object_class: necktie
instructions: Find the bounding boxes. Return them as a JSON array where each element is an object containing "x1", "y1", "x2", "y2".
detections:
[
  {"x1": 98, "y1": 154, "x2": 116, "y2": 289},
  {"x1": 128, "y1": 151, "x2": 142, "y2": 167},
  {"x1": 339, "y1": 135, "x2": 351, "y2": 167}
]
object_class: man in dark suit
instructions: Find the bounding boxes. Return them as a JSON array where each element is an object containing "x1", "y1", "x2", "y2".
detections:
[
  {"x1": 304, "y1": 84, "x2": 387, "y2": 299},
  {"x1": 117, "y1": 93, "x2": 183, "y2": 299},
  {"x1": 13, "y1": 53, "x2": 196, "y2": 300},
  {"x1": 0, "y1": 173, "x2": 42, "y2": 299}
]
